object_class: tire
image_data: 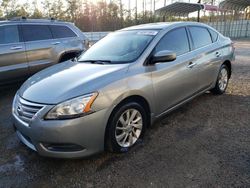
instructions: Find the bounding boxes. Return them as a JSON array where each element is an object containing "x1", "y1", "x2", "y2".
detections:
[
  {"x1": 106, "y1": 102, "x2": 147, "y2": 153},
  {"x1": 211, "y1": 64, "x2": 229, "y2": 95}
]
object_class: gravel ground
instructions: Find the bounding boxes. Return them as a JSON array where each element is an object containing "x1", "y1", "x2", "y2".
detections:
[{"x1": 0, "y1": 40, "x2": 250, "y2": 188}]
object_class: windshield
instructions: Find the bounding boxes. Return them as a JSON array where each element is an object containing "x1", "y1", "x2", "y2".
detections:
[{"x1": 78, "y1": 30, "x2": 158, "y2": 64}]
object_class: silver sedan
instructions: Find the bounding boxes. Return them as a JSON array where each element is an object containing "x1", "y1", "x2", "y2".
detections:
[{"x1": 12, "y1": 22, "x2": 235, "y2": 158}]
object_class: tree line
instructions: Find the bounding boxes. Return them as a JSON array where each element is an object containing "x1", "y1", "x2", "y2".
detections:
[
  {"x1": 0, "y1": 0, "x2": 162, "y2": 31},
  {"x1": 0, "y1": 0, "x2": 247, "y2": 32}
]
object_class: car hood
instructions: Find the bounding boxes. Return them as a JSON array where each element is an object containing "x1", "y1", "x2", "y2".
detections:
[{"x1": 19, "y1": 61, "x2": 128, "y2": 104}]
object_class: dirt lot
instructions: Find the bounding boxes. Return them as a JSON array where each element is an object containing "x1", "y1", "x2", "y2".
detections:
[{"x1": 0, "y1": 40, "x2": 250, "y2": 188}]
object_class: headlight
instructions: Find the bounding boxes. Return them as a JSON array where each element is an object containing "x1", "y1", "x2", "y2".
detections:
[{"x1": 45, "y1": 92, "x2": 98, "y2": 120}]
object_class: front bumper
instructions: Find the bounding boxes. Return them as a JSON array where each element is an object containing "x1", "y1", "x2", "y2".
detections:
[{"x1": 13, "y1": 108, "x2": 109, "y2": 158}]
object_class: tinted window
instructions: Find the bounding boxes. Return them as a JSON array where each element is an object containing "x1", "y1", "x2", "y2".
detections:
[
  {"x1": 22, "y1": 25, "x2": 52, "y2": 42},
  {"x1": 0, "y1": 25, "x2": 19, "y2": 44},
  {"x1": 189, "y1": 27, "x2": 212, "y2": 49},
  {"x1": 50, "y1": 25, "x2": 77, "y2": 38},
  {"x1": 155, "y1": 27, "x2": 190, "y2": 56},
  {"x1": 209, "y1": 29, "x2": 218, "y2": 43}
]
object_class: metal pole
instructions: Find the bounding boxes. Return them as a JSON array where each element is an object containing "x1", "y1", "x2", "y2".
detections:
[
  {"x1": 223, "y1": 11, "x2": 227, "y2": 36},
  {"x1": 246, "y1": 20, "x2": 249, "y2": 38},
  {"x1": 240, "y1": 10, "x2": 244, "y2": 38},
  {"x1": 197, "y1": 0, "x2": 201, "y2": 22},
  {"x1": 197, "y1": 10, "x2": 200, "y2": 22},
  {"x1": 215, "y1": 10, "x2": 219, "y2": 31},
  {"x1": 228, "y1": 10, "x2": 233, "y2": 37}
]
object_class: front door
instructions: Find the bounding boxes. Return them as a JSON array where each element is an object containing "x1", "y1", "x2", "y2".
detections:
[{"x1": 151, "y1": 27, "x2": 200, "y2": 116}]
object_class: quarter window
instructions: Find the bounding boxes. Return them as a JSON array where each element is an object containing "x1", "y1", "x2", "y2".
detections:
[
  {"x1": 0, "y1": 25, "x2": 20, "y2": 44},
  {"x1": 155, "y1": 27, "x2": 190, "y2": 56},
  {"x1": 209, "y1": 29, "x2": 218, "y2": 43},
  {"x1": 50, "y1": 25, "x2": 77, "y2": 39},
  {"x1": 21, "y1": 25, "x2": 53, "y2": 42},
  {"x1": 189, "y1": 27, "x2": 212, "y2": 49}
]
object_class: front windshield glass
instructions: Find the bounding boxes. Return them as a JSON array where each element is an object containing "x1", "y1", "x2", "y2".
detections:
[{"x1": 78, "y1": 30, "x2": 158, "y2": 64}]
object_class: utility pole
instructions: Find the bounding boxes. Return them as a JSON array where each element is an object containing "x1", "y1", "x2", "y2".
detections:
[{"x1": 197, "y1": 0, "x2": 201, "y2": 22}]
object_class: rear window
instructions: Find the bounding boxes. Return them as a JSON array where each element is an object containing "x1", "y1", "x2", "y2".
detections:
[
  {"x1": 0, "y1": 25, "x2": 20, "y2": 44},
  {"x1": 21, "y1": 25, "x2": 53, "y2": 42},
  {"x1": 189, "y1": 26, "x2": 212, "y2": 49},
  {"x1": 50, "y1": 25, "x2": 77, "y2": 39},
  {"x1": 209, "y1": 29, "x2": 218, "y2": 43}
]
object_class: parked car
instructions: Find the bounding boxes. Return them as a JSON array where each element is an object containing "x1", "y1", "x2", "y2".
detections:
[
  {"x1": 12, "y1": 22, "x2": 235, "y2": 158},
  {"x1": 0, "y1": 17, "x2": 87, "y2": 85}
]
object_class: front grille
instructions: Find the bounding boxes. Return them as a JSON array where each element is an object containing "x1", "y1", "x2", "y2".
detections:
[{"x1": 15, "y1": 97, "x2": 44, "y2": 125}]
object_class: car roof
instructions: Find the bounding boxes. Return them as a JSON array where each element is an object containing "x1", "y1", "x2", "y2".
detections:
[
  {"x1": 0, "y1": 18, "x2": 73, "y2": 25},
  {"x1": 121, "y1": 21, "x2": 210, "y2": 31}
]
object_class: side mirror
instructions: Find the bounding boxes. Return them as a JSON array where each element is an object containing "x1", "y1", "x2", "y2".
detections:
[{"x1": 151, "y1": 50, "x2": 176, "y2": 64}]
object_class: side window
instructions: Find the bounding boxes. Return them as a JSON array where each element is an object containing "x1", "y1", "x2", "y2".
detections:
[
  {"x1": 189, "y1": 27, "x2": 212, "y2": 49},
  {"x1": 21, "y1": 25, "x2": 53, "y2": 42},
  {"x1": 50, "y1": 25, "x2": 77, "y2": 39},
  {"x1": 155, "y1": 27, "x2": 190, "y2": 56},
  {"x1": 0, "y1": 25, "x2": 20, "y2": 44},
  {"x1": 209, "y1": 29, "x2": 218, "y2": 43}
]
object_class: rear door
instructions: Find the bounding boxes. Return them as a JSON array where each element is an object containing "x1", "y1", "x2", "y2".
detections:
[
  {"x1": 151, "y1": 27, "x2": 200, "y2": 115},
  {"x1": 49, "y1": 25, "x2": 83, "y2": 57},
  {"x1": 0, "y1": 24, "x2": 28, "y2": 83},
  {"x1": 188, "y1": 26, "x2": 221, "y2": 90},
  {"x1": 21, "y1": 24, "x2": 60, "y2": 75}
]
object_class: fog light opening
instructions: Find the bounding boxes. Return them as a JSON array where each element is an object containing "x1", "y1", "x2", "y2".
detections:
[{"x1": 42, "y1": 143, "x2": 85, "y2": 152}]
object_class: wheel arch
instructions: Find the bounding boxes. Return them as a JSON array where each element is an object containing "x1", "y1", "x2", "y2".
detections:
[
  {"x1": 59, "y1": 50, "x2": 81, "y2": 63},
  {"x1": 222, "y1": 60, "x2": 232, "y2": 78},
  {"x1": 104, "y1": 94, "x2": 151, "y2": 150}
]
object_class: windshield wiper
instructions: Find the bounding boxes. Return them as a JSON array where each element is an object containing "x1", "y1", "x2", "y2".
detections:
[{"x1": 77, "y1": 60, "x2": 112, "y2": 64}]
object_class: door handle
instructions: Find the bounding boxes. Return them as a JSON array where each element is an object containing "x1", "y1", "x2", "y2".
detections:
[
  {"x1": 10, "y1": 46, "x2": 23, "y2": 50},
  {"x1": 187, "y1": 62, "x2": 197, "y2": 68},
  {"x1": 215, "y1": 52, "x2": 221, "y2": 57},
  {"x1": 51, "y1": 42, "x2": 61, "y2": 45}
]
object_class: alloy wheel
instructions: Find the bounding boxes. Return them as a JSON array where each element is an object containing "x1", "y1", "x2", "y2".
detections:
[
  {"x1": 115, "y1": 109, "x2": 143, "y2": 147},
  {"x1": 218, "y1": 68, "x2": 228, "y2": 91}
]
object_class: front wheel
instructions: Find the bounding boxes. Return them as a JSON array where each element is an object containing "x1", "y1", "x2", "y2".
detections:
[
  {"x1": 211, "y1": 64, "x2": 229, "y2": 95},
  {"x1": 105, "y1": 102, "x2": 147, "y2": 153}
]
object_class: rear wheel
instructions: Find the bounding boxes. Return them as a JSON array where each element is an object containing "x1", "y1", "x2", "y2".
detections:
[
  {"x1": 106, "y1": 102, "x2": 147, "y2": 153},
  {"x1": 211, "y1": 64, "x2": 229, "y2": 95}
]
